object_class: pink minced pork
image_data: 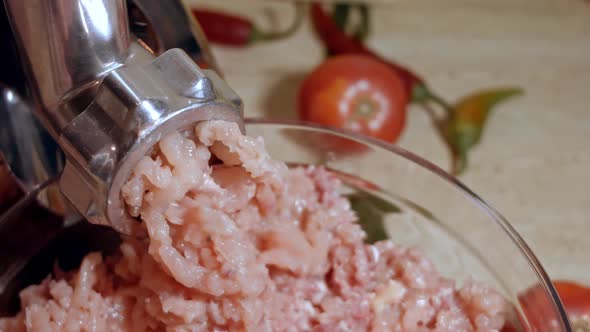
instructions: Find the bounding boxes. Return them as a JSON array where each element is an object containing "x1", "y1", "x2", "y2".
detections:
[{"x1": 0, "y1": 121, "x2": 508, "y2": 331}]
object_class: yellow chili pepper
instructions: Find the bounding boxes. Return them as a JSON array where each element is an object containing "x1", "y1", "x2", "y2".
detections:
[{"x1": 448, "y1": 88, "x2": 524, "y2": 175}]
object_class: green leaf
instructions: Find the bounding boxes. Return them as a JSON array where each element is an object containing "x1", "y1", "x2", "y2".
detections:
[{"x1": 346, "y1": 192, "x2": 400, "y2": 243}]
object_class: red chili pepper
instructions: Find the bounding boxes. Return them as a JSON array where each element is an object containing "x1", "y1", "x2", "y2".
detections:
[
  {"x1": 192, "y1": 6, "x2": 303, "y2": 47},
  {"x1": 310, "y1": 3, "x2": 422, "y2": 99},
  {"x1": 192, "y1": 9, "x2": 252, "y2": 46}
]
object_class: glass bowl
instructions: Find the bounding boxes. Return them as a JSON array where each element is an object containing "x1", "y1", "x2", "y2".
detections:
[{"x1": 0, "y1": 119, "x2": 571, "y2": 331}]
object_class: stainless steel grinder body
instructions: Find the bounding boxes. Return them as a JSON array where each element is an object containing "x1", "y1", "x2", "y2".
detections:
[{"x1": 1, "y1": 0, "x2": 244, "y2": 234}]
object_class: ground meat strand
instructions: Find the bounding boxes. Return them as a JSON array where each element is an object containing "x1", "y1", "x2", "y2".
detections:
[{"x1": 0, "y1": 120, "x2": 507, "y2": 331}]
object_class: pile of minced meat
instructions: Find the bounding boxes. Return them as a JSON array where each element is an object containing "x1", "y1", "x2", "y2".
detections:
[{"x1": 0, "y1": 121, "x2": 508, "y2": 331}]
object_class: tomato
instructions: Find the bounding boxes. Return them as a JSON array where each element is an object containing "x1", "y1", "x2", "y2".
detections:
[
  {"x1": 297, "y1": 55, "x2": 408, "y2": 146},
  {"x1": 553, "y1": 281, "x2": 590, "y2": 320},
  {"x1": 552, "y1": 280, "x2": 590, "y2": 330},
  {"x1": 501, "y1": 280, "x2": 590, "y2": 331}
]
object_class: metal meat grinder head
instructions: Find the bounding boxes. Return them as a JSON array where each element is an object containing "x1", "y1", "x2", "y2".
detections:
[{"x1": 0, "y1": 0, "x2": 244, "y2": 234}]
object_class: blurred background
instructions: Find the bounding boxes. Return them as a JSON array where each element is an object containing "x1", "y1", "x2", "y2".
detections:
[{"x1": 187, "y1": 0, "x2": 590, "y2": 284}]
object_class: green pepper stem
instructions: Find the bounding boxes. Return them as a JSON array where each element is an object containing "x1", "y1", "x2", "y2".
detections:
[
  {"x1": 419, "y1": 102, "x2": 459, "y2": 176},
  {"x1": 332, "y1": 3, "x2": 351, "y2": 30},
  {"x1": 411, "y1": 85, "x2": 453, "y2": 114},
  {"x1": 331, "y1": 3, "x2": 370, "y2": 42},
  {"x1": 354, "y1": 4, "x2": 370, "y2": 41},
  {"x1": 250, "y1": 2, "x2": 305, "y2": 43},
  {"x1": 428, "y1": 91, "x2": 453, "y2": 115},
  {"x1": 451, "y1": 148, "x2": 467, "y2": 176}
]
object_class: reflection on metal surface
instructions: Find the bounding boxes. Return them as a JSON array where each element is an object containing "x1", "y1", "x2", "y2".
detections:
[
  {"x1": 4, "y1": 0, "x2": 131, "y2": 139},
  {"x1": 0, "y1": 85, "x2": 62, "y2": 188},
  {"x1": 0, "y1": 84, "x2": 67, "y2": 216}
]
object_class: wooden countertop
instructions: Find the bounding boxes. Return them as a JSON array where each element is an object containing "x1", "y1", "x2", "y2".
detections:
[{"x1": 188, "y1": 0, "x2": 590, "y2": 282}]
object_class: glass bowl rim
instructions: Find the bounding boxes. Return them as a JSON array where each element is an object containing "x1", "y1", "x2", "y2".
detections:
[
  {"x1": 0, "y1": 118, "x2": 571, "y2": 330},
  {"x1": 245, "y1": 117, "x2": 571, "y2": 331}
]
